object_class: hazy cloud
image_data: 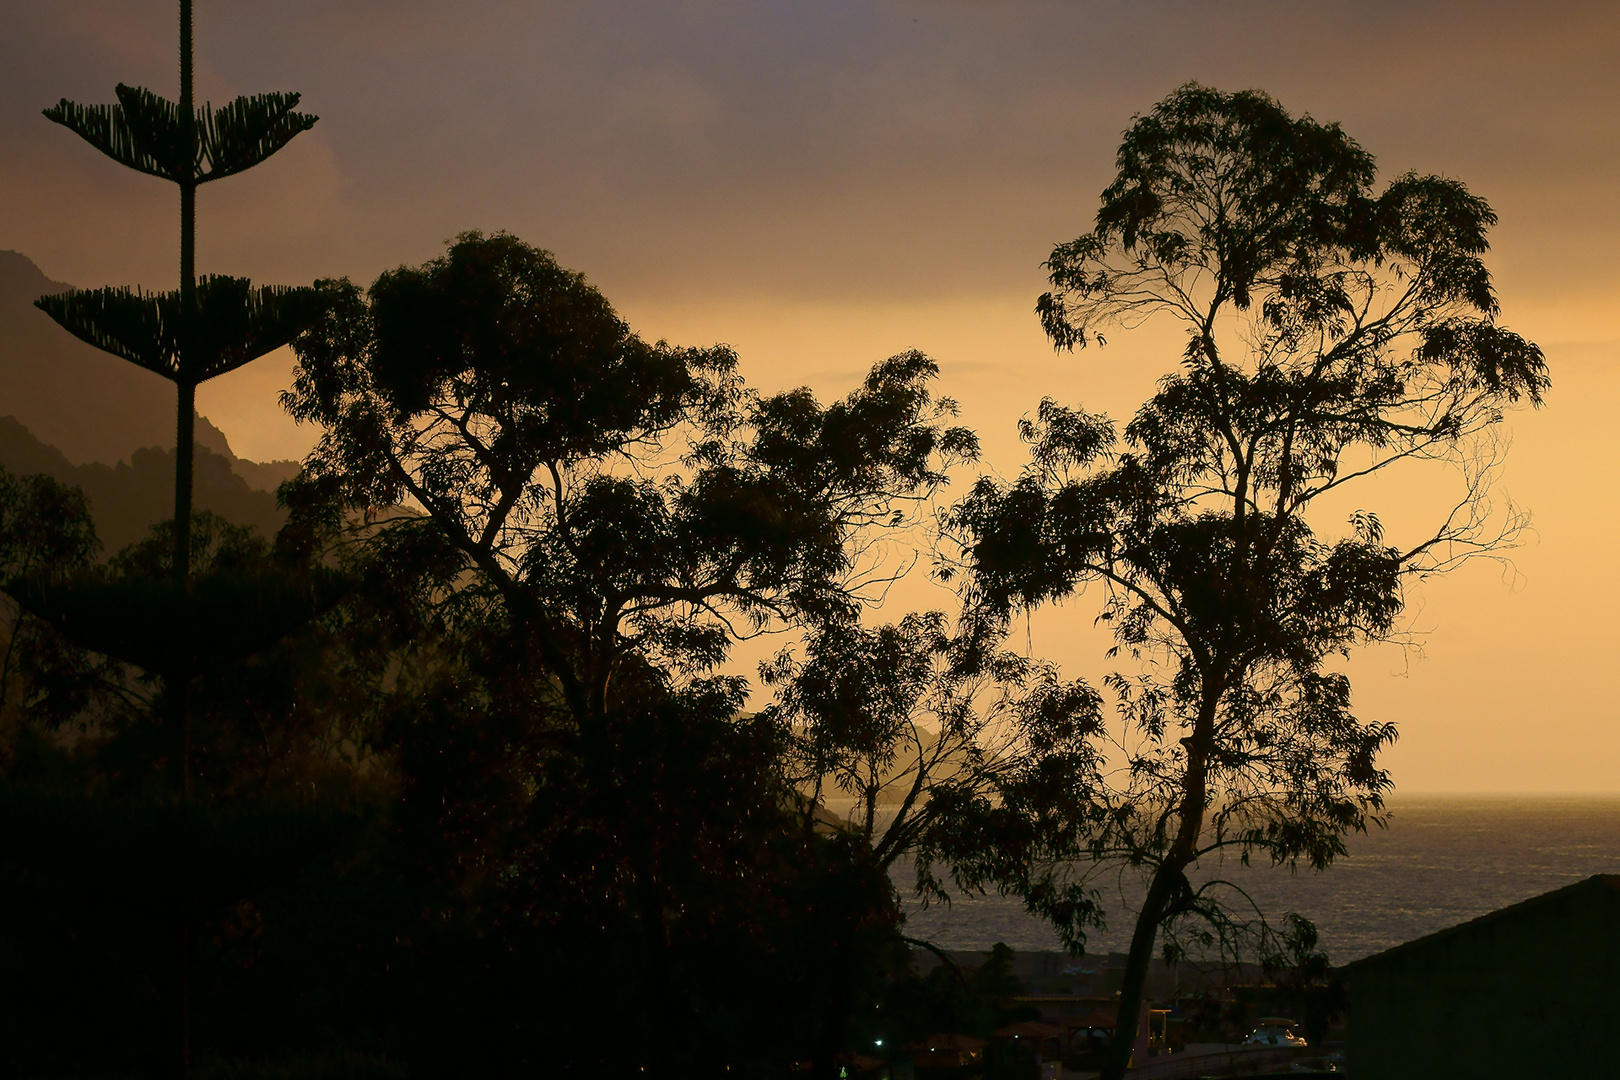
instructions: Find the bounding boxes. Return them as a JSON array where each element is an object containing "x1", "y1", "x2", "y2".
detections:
[{"x1": 6, "y1": 0, "x2": 1616, "y2": 308}]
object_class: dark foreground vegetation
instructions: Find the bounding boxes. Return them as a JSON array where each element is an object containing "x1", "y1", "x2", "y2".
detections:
[
  {"x1": 0, "y1": 7, "x2": 1547, "y2": 1077},
  {"x1": 0, "y1": 234, "x2": 978, "y2": 1078}
]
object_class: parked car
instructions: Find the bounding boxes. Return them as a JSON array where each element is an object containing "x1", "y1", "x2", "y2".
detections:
[{"x1": 1243, "y1": 1017, "x2": 1308, "y2": 1048}]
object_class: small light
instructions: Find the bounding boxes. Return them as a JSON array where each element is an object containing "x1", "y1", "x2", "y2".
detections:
[{"x1": 874, "y1": 1039, "x2": 883, "y2": 1047}]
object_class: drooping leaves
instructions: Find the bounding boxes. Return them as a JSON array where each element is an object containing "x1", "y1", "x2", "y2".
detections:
[
  {"x1": 43, "y1": 84, "x2": 316, "y2": 185},
  {"x1": 1420, "y1": 317, "x2": 1548, "y2": 405},
  {"x1": 1086, "y1": 84, "x2": 1375, "y2": 311}
]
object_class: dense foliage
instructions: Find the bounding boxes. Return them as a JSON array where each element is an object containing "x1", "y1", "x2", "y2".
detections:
[
  {"x1": 0, "y1": 78, "x2": 1550, "y2": 1080},
  {"x1": 0, "y1": 232, "x2": 994, "y2": 1078},
  {"x1": 949, "y1": 82, "x2": 1547, "y2": 1080}
]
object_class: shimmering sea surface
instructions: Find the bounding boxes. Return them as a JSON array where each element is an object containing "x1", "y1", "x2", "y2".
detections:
[{"x1": 887, "y1": 795, "x2": 1620, "y2": 963}]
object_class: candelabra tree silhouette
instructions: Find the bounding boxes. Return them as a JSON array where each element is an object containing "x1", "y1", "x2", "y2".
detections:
[
  {"x1": 5, "y1": 3, "x2": 324, "y2": 1076},
  {"x1": 28, "y1": 0, "x2": 320, "y2": 790}
]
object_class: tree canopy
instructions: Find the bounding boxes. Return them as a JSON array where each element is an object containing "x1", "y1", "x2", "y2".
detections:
[
  {"x1": 0, "y1": 73, "x2": 1560, "y2": 1080},
  {"x1": 286, "y1": 231, "x2": 978, "y2": 720},
  {"x1": 276, "y1": 230, "x2": 983, "y2": 1074},
  {"x1": 951, "y1": 82, "x2": 1547, "y2": 1080}
]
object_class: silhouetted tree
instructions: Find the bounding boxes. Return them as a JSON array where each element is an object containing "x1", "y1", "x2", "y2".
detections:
[
  {"x1": 760, "y1": 610, "x2": 1102, "y2": 891},
  {"x1": 10, "y1": 8, "x2": 324, "y2": 1073},
  {"x1": 287, "y1": 232, "x2": 974, "y2": 704},
  {"x1": 80, "y1": 514, "x2": 359, "y2": 799},
  {"x1": 0, "y1": 467, "x2": 115, "y2": 756},
  {"x1": 948, "y1": 83, "x2": 1547, "y2": 1080},
  {"x1": 36, "y1": 0, "x2": 315, "y2": 586},
  {"x1": 27, "y1": 0, "x2": 319, "y2": 797},
  {"x1": 0, "y1": 498, "x2": 372, "y2": 1079},
  {"x1": 1257, "y1": 911, "x2": 1343, "y2": 1048},
  {"x1": 283, "y1": 231, "x2": 976, "y2": 1071}
]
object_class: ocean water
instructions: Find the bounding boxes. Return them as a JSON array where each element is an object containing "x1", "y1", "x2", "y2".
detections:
[{"x1": 891, "y1": 795, "x2": 1620, "y2": 963}]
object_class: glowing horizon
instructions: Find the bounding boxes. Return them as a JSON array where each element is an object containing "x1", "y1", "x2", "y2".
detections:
[{"x1": 2, "y1": 0, "x2": 1616, "y2": 794}]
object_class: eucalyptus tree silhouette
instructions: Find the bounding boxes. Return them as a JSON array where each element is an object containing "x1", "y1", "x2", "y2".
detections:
[
  {"x1": 949, "y1": 84, "x2": 1548, "y2": 1080},
  {"x1": 286, "y1": 230, "x2": 977, "y2": 1072},
  {"x1": 287, "y1": 231, "x2": 977, "y2": 752}
]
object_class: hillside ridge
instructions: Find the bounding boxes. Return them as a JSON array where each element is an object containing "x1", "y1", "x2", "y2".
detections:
[
  {"x1": 0, "y1": 415, "x2": 286, "y2": 555},
  {"x1": 0, "y1": 249, "x2": 301, "y2": 494}
]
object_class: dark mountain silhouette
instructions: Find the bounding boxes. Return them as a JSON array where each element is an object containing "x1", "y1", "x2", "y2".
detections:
[
  {"x1": 1, "y1": 249, "x2": 177, "y2": 465},
  {"x1": 188, "y1": 413, "x2": 301, "y2": 494},
  {"x1": 0, "y1": 249, "x2": 300, "y2": 490},
  {"x1": 0, "y1": 415, "x2": 284, "y2": 555}
]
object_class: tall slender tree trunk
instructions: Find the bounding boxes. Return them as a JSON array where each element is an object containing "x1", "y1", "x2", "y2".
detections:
[
  {"x1": 1101, "y1": 860, "x2": 1178, "y2": 1079},
  {"x1": 173, "y1": 6, "x2": 196, "y2": 1077},
  {"x1": 173, "y1": 0, "x2": 198, "y2": 793},
  {"x1": 573, "y1": 644, "x2": 680, "y2": 1072},
  {"x1": 174, "y1": 381, "x2": 194, "y2": 585},
  {"x1": 172, "y1": 380, "x2": 195, "y2": 792},
  {"x1": 176, "y1": 0, "x2": 196, "y2": 590},
  {"x1": 1100, "y1": 687, "x2": 1218, "y2": 1080}
]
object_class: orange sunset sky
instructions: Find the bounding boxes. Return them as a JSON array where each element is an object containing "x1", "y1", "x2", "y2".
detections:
[{"x1": 3, "y1": 1, "x2": 1617, "y2": 792}]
